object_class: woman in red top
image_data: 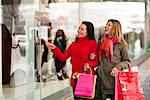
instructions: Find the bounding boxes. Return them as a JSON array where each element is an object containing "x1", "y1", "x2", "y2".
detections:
[{"x1": 48, "y1": 21, "x2": 99, "y2": 96}]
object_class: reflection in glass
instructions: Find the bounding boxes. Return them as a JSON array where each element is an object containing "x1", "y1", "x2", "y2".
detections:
[{"x1": 2, "y1": 0, "x2": 40, "y2": 99}]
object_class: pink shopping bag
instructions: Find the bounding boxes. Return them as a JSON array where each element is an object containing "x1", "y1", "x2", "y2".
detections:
[
  {"x1": 74, "y1": 73, "x2": 97, "y2": 99},
  {"x1": 115, "y1": 66, "x2": 145, "y2": 100}
]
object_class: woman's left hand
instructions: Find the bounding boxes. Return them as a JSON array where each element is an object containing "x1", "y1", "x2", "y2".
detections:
[{"x1": 110, "y1": 67, "x2": 119, "y2": 76}]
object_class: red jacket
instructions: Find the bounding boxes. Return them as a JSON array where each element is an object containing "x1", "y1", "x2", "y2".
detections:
[{"x1": 52, "y1": 37, "x2": 99, "y2": 87}]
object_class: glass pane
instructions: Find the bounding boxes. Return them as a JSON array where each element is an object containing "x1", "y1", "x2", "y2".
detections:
[
  {"x1": 1, "y1": 0, "x2": 41, "y2": 100},
  {"x1": 38, "y1": 1, "x2": 76, "y2": 99}
]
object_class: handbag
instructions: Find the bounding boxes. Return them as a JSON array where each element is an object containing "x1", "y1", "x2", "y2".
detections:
[
  {"x1": 115, "y1": 66, "x2": 145, "y2": 100},
  {"x1": 74, "y1": 68, "x2": 97, "y2": 99}
]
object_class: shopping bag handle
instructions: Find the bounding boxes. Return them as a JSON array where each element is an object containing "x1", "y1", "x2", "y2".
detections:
[
  {"x1": 127, "y1": 62, "x2": 131, "y2": 72},
  {"x1": 73, "y1": 67, "x2": 93, "y2": 79}
]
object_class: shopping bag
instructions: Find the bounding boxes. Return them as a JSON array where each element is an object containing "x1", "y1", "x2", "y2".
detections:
[
  {"x1": 115, "y1": 74, "x2": 123, "y2": 100},
  {"x1": 115, "y1": 66, "x2": 145, "y2": 100},
  {"x1": 74, "y1": 68, "x2": 97, "y2": 99}
]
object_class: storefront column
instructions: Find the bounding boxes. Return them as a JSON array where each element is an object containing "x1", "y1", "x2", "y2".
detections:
[
  {"x1": 145, "y1": 0, "x2": 150, "y2": 51},
  {"x1": 0, "y1": 26, "x2": 2, "y2": 98},
  {"x1": 0, "y1": 0, "x2": 2, "y2": 97}
]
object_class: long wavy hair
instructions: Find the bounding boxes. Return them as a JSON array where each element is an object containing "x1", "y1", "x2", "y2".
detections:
[
  {"x1": 76, "y1": 21, "x2": 95, "y2": 41},
  {"x1": 108, "y1": 19, "x2": 128, "y2": 49}
]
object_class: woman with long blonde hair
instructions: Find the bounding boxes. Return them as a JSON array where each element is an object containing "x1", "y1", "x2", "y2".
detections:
[
  {"x1": 95, "y1": 19, "x2": 130, "y2": 100},
  {"x1": 110, "y1": 19, "x2": 128, "y2": 48}
]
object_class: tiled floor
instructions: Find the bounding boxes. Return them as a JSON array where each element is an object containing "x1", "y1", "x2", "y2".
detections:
[
  {"x1": 2, "y1": 56, "x2": 150, "y2": 100},
  {"x1": 139, "y1": 57, "x2": 150, "y2": 100},
  {"x1": 2, "y1": 79, "x2": 70, "y2": 100}
]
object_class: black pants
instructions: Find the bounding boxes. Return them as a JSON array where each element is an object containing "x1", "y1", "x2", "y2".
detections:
[
  {"x1": 95, "y1": 77, "x2": 114, "y2": 100},
  {"x1": 54, "y1": 58, "x2": 66, "y2": 73},
  {"x1": 94, "y1": 77, "x2": 103, "y2": 100},
  {"x1": 41, "y1": 45, "x2": 48, "y2": 67},
  {"x1": 106, "y1": 95, "x2": 114, "y2": 100}
]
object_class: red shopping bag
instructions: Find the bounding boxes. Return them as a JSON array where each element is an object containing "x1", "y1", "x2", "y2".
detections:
[
  {"x1": 115, "y1": 66, "x2": 145, "y2": 100},
  {"x1": 74, "y1": 69, "x2": 97, "y2": 99}
]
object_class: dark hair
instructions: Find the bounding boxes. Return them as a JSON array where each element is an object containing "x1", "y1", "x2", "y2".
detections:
[
  {"x1": 55, "y1": 29, "x2": 66, "y2": 39},
  {"x1": 76, "y1": 21, "x2": 95, "y2": 41},
  {"x1": 48, "y1": 22, "x2": 51, "y2": 27},
  {"x1": 82, "y1": 21, "x2": 95, "y2": 40},
  {"x1": 54, "y1": 29, "x2": 67, "y2": 49}
]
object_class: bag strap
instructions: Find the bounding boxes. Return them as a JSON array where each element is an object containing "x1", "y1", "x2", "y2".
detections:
[
  {"x1": 73, "y1": 67, "x2": 93, "y2": 79},
  {"x1": 127, "y1": 62, "x2": 131, "y2": 72}
]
